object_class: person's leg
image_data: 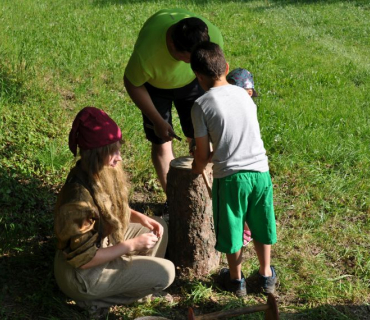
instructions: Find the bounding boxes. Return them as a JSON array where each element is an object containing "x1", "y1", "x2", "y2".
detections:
[
  {"x1": 254, "y1": 240, "x2": 277, "y2": 293},
  {"x1": 151, "y1": 141, "x2": 174, "y2": 192},
  {"x1": 253, "y1": 240, "x2": 272, "y2": 277},
  {"x1": 143, "y1": 83, "x2": 175, "y2": 193},
  {"x1": 213, "y1": 174, "x2": 250, "y2": 255},
  {"x1": 97, "y1": 218, "x2": 173, "y2": 302},
  {"x1": 219, "y1": 248, "x2": 246, "y2": 297},
  {"x1": 246, "y1": 171, "x2": 277, "y2": 293},
  {"x1": 213, "y1": 175, "x2": 248, "y2": 297},
  {"x1": 67, "y1": 219, "x2": 174, "y2": 305},
  {"x1": 226, "y1": 250, "x2": 243, "y2": 280},
  {"x1": 75, "y1": 255, "x2": 175, "y2": 306}
]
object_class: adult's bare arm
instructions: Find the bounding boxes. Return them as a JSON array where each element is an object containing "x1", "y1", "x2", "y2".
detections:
[{"x1": 124, "y1": 75, "x2": 174, "y2": 141}]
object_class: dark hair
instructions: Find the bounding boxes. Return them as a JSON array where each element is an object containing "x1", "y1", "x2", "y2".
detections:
[
  {"x1": 171, "y1": 17, "x2": 210, "y2": 53},
  {"x1": 190, "y1": 41, "x2": 227, "y2": 79}
]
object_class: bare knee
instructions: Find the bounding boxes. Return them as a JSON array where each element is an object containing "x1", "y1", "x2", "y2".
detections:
[{"x1": 151, "y1": 141, "x2": 173, "y2": 157}]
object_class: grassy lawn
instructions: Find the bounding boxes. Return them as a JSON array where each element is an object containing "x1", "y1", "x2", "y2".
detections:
[{"x1": 0, "y1": 0, "x2": 369, "y2": 319}]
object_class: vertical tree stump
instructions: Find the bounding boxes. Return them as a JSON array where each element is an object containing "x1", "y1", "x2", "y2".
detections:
[{"x1": 166, "y1": 156, "x2": 220, "y2": 276}]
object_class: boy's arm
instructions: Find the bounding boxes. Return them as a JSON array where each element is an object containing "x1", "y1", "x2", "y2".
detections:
[{"x1": 192, "y1": 135, "x2": 210, "y2": 174}]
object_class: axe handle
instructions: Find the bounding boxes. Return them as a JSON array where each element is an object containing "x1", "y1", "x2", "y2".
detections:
[{"x1": 202, "y1": 171, "x2": 212, "y2": 199}]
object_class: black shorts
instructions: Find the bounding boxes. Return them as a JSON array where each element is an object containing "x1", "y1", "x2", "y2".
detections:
[{"x1": 143, "y1": 79, "x2": 204, "y2": 145}]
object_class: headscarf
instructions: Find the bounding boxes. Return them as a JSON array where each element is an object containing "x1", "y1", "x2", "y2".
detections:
[{"x1": 69, "y1": 107, "x2": 122, "y2": 156}]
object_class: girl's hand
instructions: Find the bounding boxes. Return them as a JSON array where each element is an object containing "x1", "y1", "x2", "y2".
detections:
[
  {"x1": 143, "y1": 216, "x2": 164, "y2": 238},
  {"x1": 131, "y1": 232, "x2": 159, "y2": 251},
  {"x1": 130, "y1": 209, "x2": 164, "y2": 238}
]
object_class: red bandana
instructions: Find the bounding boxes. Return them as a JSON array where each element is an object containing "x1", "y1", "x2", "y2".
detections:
[{"x1": 69, "y1": 107, "x2": 122, "y2": 156}]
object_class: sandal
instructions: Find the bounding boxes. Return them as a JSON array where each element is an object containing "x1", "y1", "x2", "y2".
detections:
[{"x1": 243, "y1": 230, "x2": 252, "y2": 247}]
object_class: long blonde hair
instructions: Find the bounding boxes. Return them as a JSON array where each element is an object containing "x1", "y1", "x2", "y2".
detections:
[
  {"x1": 79, "y1": 141, "x2": 130, "y2": 244},
  {"x1": 80, "y1": 140, "x2": 122, "y2": 177}
]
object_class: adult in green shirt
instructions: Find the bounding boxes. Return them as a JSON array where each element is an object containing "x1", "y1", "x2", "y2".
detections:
[{"x1": 124, "y1": 8, "x2": 223, "y2": 194}]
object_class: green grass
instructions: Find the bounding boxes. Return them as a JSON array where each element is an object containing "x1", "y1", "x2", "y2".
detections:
[{"x1": 1, "y1": 0, "x2": 369, "y2": 319}]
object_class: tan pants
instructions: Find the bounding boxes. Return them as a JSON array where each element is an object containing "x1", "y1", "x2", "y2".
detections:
[{"x1": 54, "y1": 217, "x2": 175, "y2": 307}]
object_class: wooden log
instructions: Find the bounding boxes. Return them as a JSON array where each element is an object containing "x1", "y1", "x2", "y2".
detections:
[{"x1": 167, "y1": 156, "x2": 220, "y2": 276}]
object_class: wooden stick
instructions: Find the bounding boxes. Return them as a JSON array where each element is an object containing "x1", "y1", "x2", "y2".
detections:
[{"x1": 201, "y1": 170, "x2": 212, "y2": 199}]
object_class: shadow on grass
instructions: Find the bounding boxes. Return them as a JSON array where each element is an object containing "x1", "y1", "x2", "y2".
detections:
[
  {"x1": 0, "y1": 237, "x2": 87, "y2": 320},
  {"x1": 1, "y1": 169, "x2": 368, "y2": 319},
  {"x1": 1, "y1": 224, "x2": 369, "y2": 319},
  {"x1": 1, "y1": 248, "x2": 369, "y2": 320},
  {"x1": 130, "y1": 200, "x2": 164, "y2": 217},
  {"x1": 0, "y1": 171, "x2": 166, "y2": 319},
  {"x1": 189, "y1": 303, "x2": 370, "y2": 320},
  {"x1": 0, "y1": 60, "x2": 26, "y2": 105},
  {"x1": 0, "y1": 166, "x2": 72, "y2": 318},
  {"x1": 176, "y1": 274, "x2": 370, "y2": 320},
  {"x1": 0, "y1": 166, "x2": 57, "y2": 253}
]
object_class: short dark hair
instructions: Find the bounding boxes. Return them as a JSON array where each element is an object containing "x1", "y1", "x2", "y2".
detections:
[
  {"x1": 171, "y1": 17, "x2": 210, "y2": 53},
  {"x1": 190, "y1": 41, "x2": 227, "y2": 79}
]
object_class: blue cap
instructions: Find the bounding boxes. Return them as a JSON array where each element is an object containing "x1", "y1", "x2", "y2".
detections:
[{"x1": 227, "y1": 68, "x2": 258, "y2": 97}]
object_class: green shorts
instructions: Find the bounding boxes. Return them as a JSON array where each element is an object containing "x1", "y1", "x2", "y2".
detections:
[{"x1": 212, "y1": 171, "x2": 277, "y2": 254}]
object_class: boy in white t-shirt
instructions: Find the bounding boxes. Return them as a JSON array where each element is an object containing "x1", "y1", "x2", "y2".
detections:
[
  {"x1": 227, "y1": 67, "x2": 259, "y2": 246},
  {"x1": 190, "y1": 42, "x2": 277, "y2": 297}
]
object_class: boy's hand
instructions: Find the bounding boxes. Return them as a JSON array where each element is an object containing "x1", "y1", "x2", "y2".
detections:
[
  {"x1": 191, "y1": 158, "x2": 203, "y2": 174},
  {"x1": 191, "y1": 135, "x2": 210, "y2": 173}
]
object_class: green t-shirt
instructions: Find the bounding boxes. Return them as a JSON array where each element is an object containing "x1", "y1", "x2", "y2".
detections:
[{"x1": 124, "y1": 8, "x2": 223, "y2": 89}]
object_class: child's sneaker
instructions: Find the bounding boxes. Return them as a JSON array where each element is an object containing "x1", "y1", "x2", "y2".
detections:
[
  {"x1": 259, "y1": 266, "x2": 277, "y2": 294},
  {"x1": 218, "y1": 268, "x2": 247, "y2": 298}
]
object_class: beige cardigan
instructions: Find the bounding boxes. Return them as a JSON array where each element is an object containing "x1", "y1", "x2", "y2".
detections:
[{"x1": 54, "y1": 166, "x2": 104, "y2": 268}]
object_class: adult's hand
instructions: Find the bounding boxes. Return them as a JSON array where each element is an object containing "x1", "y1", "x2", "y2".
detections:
[
  {"x1": 124, "y1": 76, "x2": 173, "y2": 141},
  {"x1": 152, "y1": 120, "x2": 175, "y2": 142}
]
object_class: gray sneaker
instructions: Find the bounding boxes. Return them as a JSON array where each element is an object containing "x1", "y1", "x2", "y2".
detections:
[
  {"x1": 259, "y1": 266, "x2": 277, "y2": 294},
  {"x1": 218, "y1": 268, "x2": 247, "y2": 298}
]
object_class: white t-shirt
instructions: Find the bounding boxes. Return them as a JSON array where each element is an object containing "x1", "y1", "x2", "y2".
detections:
[{"x1": 191, "y1": 84, "x2": 269, "y2": 178}]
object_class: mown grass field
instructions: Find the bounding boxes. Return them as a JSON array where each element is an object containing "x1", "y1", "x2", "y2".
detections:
[{"x1": 0, "y1": 0, "x2": 369, "y2": 319}]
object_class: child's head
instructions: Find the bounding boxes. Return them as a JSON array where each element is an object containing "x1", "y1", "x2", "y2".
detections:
[
  {"x1": 226, "y1": 68, "x2": 258, "y2": 97},
  {"x1": 190, "y1": 41, "x2": 227, "y2": 87}
]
